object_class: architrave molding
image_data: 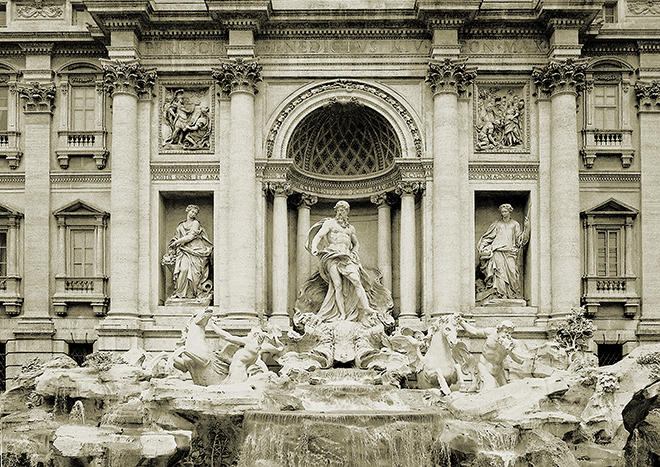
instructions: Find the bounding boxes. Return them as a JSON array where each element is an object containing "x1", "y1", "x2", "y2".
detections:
[{"x1": 468, "y1": 163, "x2": 538, "y2": 180}]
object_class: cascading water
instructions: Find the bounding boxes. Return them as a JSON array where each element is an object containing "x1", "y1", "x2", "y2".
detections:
[{"x1": 238, "y1": 410, "x2": 442, "y2": 467}]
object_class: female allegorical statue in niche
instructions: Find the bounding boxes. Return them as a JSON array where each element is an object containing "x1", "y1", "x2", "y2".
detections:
[
  {"x1": 161, "y1": 204, "x2": 213, "y2": 301},
  {"x1": 476, "y1": 203, "x2": 530, "y2": 304}
]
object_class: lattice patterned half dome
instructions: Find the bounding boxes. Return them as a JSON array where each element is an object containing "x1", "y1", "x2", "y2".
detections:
[{"x1": 288, "y1": 102, "x2": 400, "y2": 177}]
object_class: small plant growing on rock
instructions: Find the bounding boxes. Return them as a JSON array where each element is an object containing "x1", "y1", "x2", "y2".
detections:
[
  {"x1": 636, "y1": 351, "x2": 660, "y2": 380},
  {"x1": 82, "y1": 352, "x2": 127, "y2": 372},
  {"x1": 552, "y1": 306, "x2": 596, "y2": 355},
  {"x1": 596, "y1": 372, "x2": 619, "y2": 393}
]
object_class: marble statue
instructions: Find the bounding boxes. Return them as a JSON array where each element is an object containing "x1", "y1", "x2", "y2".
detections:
[
  {"x1": 476, "y1": 203, "x2": 530, "y2": 305},
  {"x1": 295, "y1": 200, "x2": 393, "y2": 326},
  {"x1": 456, "y1": 316, "x2": 525, "y2": 390},
  {"x1": 417, "y1": 314, "x2": 477, "y2": 394},
  {"x1": 161, "y1": 204, "x2": 213, "y2": 302},
  {"x1": 172, "y1": 308, "x2": 282, "y2": 386}
]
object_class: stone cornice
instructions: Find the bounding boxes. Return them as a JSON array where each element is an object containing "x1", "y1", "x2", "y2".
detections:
[
  {"x1": 18, "y1": 42, "x2": 54, "y2": 55},
  {"x1": 635, "y1": 81, "x2": 660, "y2": 111},
  {"x1": 102, "y1": 59, "x2": 156, "y2": 98},
  {"x1": 532, "y1": 58, "x2": 587, "y2": 96},
  {"x1": 461, "y1": 26, "x2": 545, "y2": 39},
  {"x1": 18, "y1": 81, "x2": 56, "y2": 113},
  {"x1": 426, "y1": 59, "x2": 477, "y2": 95},
  {"x1": 637, "y1": 41, "x2": 660, "y2": 54},
  {"x1": 212, "y1": 58, "x2": 263, "y2": 95},
  {"x1": 259, "y1": 27, "x2": 429, "y2": 39},
  {"x1": 206, "y1": 0, "x2": 271, "y2": 31}
]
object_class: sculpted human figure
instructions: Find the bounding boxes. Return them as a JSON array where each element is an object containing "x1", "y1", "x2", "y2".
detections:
[
  {"x1": 164, "y1": 89, "x2": 193, "y2": 146},
  {"x1": 162, "y1": 204, "x2": 213, "y2": 301},
  {"x1": 477, "y1": 203, "x2": 530, "y2": 303},
  {"x1": 208, "y1": 319, "x2": 283, "y2": 383},
  {"x1": 308, "y1": 201, "x2": 378, "y2": 323},
  {"x1": 457, "y1": 317, "x2": 525, "y2": 390}
]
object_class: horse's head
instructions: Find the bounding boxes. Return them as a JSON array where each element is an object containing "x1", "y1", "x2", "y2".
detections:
[{"x1": 429, "y1": 315, "x2": 459, "y2": 348}]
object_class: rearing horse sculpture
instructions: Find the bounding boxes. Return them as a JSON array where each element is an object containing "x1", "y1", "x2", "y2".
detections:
[{"x1": 417, "y1": 314, "x2": 476, "y2": 394}]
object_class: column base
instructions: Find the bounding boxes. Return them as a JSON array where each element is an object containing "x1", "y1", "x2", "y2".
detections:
[
  {"x1": 398, "y1": 315, "x2": 423, "y2": 330},
  {"x1": 268, "y1": 315, "x2": 291, "y2": 330},
  {"x1": 96, "y1": 316, "x2": 144, "y2": 352}
]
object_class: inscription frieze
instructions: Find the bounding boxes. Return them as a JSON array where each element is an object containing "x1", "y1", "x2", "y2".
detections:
[
  {"x1": 256, "y1": 39, "x2": 430, "y2": 56},
  {"x1": 140, "y1": 40, "x2": 227, "y2": 57},
  {"x1": 151, "y1": 164, "x2": 220, "y2": 181},
  {"x1": 461, "y1": 39, "x2": 549, "y2": 56}
]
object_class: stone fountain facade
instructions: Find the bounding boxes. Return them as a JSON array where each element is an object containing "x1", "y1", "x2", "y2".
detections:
[{"x1": 0, "y1": 0, "x2": 660, "y2": 465}]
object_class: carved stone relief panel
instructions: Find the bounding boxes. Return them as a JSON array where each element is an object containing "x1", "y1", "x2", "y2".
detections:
[
  {"x1": 159, "y1": 83, "x2": 214, "y2": 153},
  {"x1": 473, "y1": 81, "x2": 529, "y2": 154},
  {"x1": 15, "y1": 0, "x2": 64, "y2": 19}
]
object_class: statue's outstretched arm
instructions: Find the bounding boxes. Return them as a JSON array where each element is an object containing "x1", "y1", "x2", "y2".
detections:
[
  {"x1": 310, "y1": 220, "x2": 330, "y2": 255},
  {"x1": 457, "y1": 317, "x2": 489, "y2": 338},
  {"x1": 209, "y1": 322, "x2": 247, "y2": 346}
]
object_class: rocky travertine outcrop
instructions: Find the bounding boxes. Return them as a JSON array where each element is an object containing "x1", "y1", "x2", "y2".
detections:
[{"x1": 2, "y1": 345, "x2": 660, "y2": 466}]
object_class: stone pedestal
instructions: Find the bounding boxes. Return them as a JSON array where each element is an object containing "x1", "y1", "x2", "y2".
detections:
[
  {"x1": 533, "y1": 59, "x2": 585, "y2": 317},
  {"x1": 635, "y1": 82, "x2": 660, "y2": 336},
  {"x1": 426, "y1": 59, "x2": 476, "y2": 317},
  {"x1": 213, "y1": 59, "x2": 262, "y2": 322}
]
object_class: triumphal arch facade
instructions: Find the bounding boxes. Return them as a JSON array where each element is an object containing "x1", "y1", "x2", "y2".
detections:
[{"x1": 0, "y1": 0, "x2": 659, "y2": 383}]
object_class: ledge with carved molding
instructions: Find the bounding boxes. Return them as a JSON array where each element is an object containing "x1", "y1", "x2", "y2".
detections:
[
  {"x1": 580, "y1": 129, "x2": 634, "y2": 169},
  {"x1": 635, "y1": 81, "x2": 660, "y2": 112},
  {"x1": 425, "y1": 59, "x2": 476, "y2": 96},
  {"x1": 256, "y1": 158, "x2": 432, "y2": 200},
  {"x1": 0, "y1": 276, "x2": 22, "y2": 316},
  {"x1": 102, "y1": 60, "x2": 157, "y2": 98},
  {"x1": 55, "y1": 130, "x2": 108, "y2": 169},
  {"x1": 212, "y1": 58, "x2": 263, "y2": 95},
  {"x1": 52, "y1": 276, "x2": 109, "y2": 317},
  {"x1": 582, "y1": 276, "x2": 639, "y2": 318},
  {"x1": 18, "y1": 82, "x2": 56, "y2": 113},
  {"x1": 532, "y1": 59, "x2": 587, "y2": 97},
  {"x1": 0, "y1": 131, "x2": 22, "y2": 169}
]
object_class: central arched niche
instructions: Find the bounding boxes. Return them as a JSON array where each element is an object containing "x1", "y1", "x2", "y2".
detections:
[{"x1": 287, "y1": 101, "x2": 400, "y2": 179}]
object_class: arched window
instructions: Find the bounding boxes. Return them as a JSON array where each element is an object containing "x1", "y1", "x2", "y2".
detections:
[{"x1": 288, "y1": 101, "x2": 400, "y2": 178}]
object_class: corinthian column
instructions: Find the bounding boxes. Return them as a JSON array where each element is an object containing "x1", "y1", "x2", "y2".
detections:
[
  {"x1": 102, "y1": 60, "x2": 156, "y2": 319},
  {"x1": 425, "y1": 59, "x2": 476, "y2": 317},
  {"x1": 635, "y1": 82, "x2": 660, "y2": 335},
  {"x1": 267, "y1": 182, "x2": 292, "y2": 327},
  {"x1": 370, "y1": 193, "x2": 392, "y2": 290},
  {"x1": 295, "y1": 194, "x2": 318, "y2": 290},
  {"x1": 533, "y1": 59, "x2": 586, "y2": 316},
  {"x1": 396, "y1": 181, "x2": 424, "y2": 325},
  {"x1": 19, "y1": 82, "x2": 56, "y2": 320},
  {"x1": 213, "y1": 59, "x2": 262, "y2": 322}
]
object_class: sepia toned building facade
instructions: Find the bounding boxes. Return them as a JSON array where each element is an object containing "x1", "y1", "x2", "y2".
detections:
[{"x1": 0, "y1": 0, "x2": 658, "y2": 385}]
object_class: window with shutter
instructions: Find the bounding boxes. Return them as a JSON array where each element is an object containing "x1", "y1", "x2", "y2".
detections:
[
  {"x1": 70, "y1": 229, "x2": 95, "y2": 277},
  {"x1": 593, "y1": 85, "x2": 618, "y2": 130},
  {"x1": 71, "y1": 86, "x2": 96, "y2": 131}
]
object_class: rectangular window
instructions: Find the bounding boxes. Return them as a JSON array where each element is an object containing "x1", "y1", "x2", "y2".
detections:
[
  {"x1": 593, "y1": 85, "x2": 618, "y2": 129},
  {"x1": 0, "y1": 231, "x2": 6, "y2": 276},
  {"x1": 596, "y1": 229, "x2": 619, "y2": 276},
  {"x1": 598, "y1": 343, "x2": 623, "y2": 366},
  {"x1": 71, "y1": 86, "x2": 96, "y2": 131},
  {"x1": 603, "y1": 4, "x2": 617, "y2": 23},
  {"x1": 0, "y1": 5, "x2": 6, "y2": 28},
  {"x1": 0, "y1": 86, "x2": 8, "y2": 131},
  {"x1": 70, "y1": 229, "x2": 95, "y2": 277}
]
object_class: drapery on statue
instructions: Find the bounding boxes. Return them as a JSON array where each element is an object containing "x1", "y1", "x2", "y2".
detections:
[
  {"x1": 161, "y1": 204, "x2": 213, "y2": 302},
  {"x1": 293, "y1": 200, "x2": 393, "y2": 326},
  {"x1": 476, "y1": 203, "x2": 530, "y2": 304}
]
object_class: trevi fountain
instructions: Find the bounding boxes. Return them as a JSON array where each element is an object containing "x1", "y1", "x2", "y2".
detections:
[{"x1": 2, "y1": 201, "x2": 660, "y2": 466}]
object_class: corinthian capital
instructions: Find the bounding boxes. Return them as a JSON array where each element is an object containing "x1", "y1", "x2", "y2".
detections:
[
  {"x1": 532, "y1": 58, "x2": 587, "y2": 96},
  {"x1": 395, "y1": 181, "x2": 425, "y2": 196},
  {"x1": 19, "y1": 82, "x2": 56, "y2": 113},
  {"x1": 635, "y1": 81, "x2": 660, "y2": 111},
  {"x1": 102, "y1": 60, "x2": 157, "y2": 98},
  {"x1": 213, "y1": 58, "x2": 263, "y2": 95},
  {"x1": 426, "y1": 59, "x2": 476, "y2": 95},
  {"x1": 265, "y1": 181, "x2": 292, "y2": 197}
]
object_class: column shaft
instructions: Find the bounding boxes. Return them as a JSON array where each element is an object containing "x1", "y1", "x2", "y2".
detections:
[
  {"x1": 228, "y1": 90, "x2": 257, "y2": 319},
  {"x1": 377, "y1": 203, "x2": 392, "y2": 290},
  {"x1": 432, "y1": 91, "x2": 460, "y2": 316},
  {"x1": 271, "y1": 192, "x2": 289, "y2": 324},
  {"x1": 108, "y1": 93, "x2": 139, "y2": 317},
  {"x1": 296, "y1": 204, "x2": 311, "y2": 290},
  {"x1": 399, "y1": 191, "x2": 417, "y2": 321},
  {"x1": 23, "y1": 111, "x2": 52, "y2": 318},
  {"x1": 549, "y1": 91, "x2": 581, "y2": 313}
]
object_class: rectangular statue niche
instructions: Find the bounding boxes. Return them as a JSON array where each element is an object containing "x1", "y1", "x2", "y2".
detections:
[
  {"x1": 474, "y1": 191, "x2": 531, "y2": 307},
  {"x1": 158, "y1": 192, "x2": 214, "y2": 306},
  {"x1": 159, "y1": 83, "x2": 214, "y2": 154}
]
